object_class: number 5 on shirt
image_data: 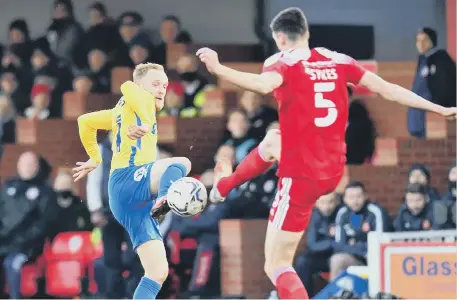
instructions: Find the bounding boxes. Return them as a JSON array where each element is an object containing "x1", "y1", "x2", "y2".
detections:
[{"x1": 314, "y1": 82, "x2": 337, "y2": 127}]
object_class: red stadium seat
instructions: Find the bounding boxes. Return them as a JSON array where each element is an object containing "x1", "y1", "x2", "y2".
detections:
[
  {"x1": 46, "y1": 260, "x2": 83, "y2": 297},
  {"x1": 51, "y1": 231, "x2": 94, "y2": 262},
  {"x1": 20, "y1": 264, "x2": 40, "y2": 297}
]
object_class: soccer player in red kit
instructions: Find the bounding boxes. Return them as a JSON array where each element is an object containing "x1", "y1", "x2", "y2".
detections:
[{"x1": 196, "y1": 7, "x2": 457, "y2": 299}]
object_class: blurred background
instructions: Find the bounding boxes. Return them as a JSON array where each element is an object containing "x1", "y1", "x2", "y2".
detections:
[{"x1": 0, "y1": 0, "x2": 455, "y2": 299}]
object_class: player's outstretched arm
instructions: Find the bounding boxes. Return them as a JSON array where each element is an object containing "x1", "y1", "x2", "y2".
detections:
[
  {"x1": 120, "y1": 81, "x2": 154, "y2": 131},
  {"x1": 74, "y1": 109, "x2": 112, "y2": 181},
  {"x1": 360, "y1": 72, "x2": 457, "y2": 119},
  {"x1": 196, "y1": 47, "x2": 283, "y2": 95}
]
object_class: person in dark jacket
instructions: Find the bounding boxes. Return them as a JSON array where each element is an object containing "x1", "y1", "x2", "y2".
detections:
[
  {"x1": 394, "y1": 183, "x2": 452, "y2": 232},
  {"x1": 47, "y1": 171, "x2": 93, "y2": 241},
  {"x1": 408, "y1": 163, "x2": 440, "y2": 201},
  {"x1": 294, "y1": 192, "x2": 340, "y2": 297},
  {"x1": 330, "y1": 182, "x2": 392, "y2": 279},
  {"x1": 345, "y1": 99, "x2": 376, "y2": 165},
  {"x1": 442, "y1": 163, "x2": 456, "y2": 203},
  {"x1": 46, "y1": 0, "x2": 84, "y2": 69},
  {"x1": 224, "y1": 109, "x2": 257, "y2": 165},
  {"x1": 0, "y1": 152, "x2": 58, "y2": 299},
  {"x1": 408, "y1": 27, "x2": 456, "y2": 138}
]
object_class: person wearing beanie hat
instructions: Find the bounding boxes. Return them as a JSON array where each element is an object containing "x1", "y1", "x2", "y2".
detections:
[
  {"x1": 409, "y1": 27, "x2": 456, "y2": 138},
  {"x1": 8, "y1": 19, "x2": 29, "y2": 44},
  {"x1": 24, "y1": 83, "x2": 52, "y2": 120},
  {"x1": 408, "y1": 163, "x2": 440, "y2": 201}
]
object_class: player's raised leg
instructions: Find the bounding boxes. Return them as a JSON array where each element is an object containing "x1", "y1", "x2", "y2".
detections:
[
  {"x1": 210, "y1": 128, "x2": 281, "y2": 202},
  {"x1": 149, "y1": 157, "x2": 192, "y2": 215}
]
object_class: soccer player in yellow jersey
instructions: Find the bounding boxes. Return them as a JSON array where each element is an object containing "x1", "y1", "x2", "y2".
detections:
[{"x1": 73, "y1": 63, "x2": 192, "y2": 299}]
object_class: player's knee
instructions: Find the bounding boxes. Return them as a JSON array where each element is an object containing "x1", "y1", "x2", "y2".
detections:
[
  {"x1": 259, "y1": 129, "x2": 280, "y2": 159},
  {"x1": 174, "y1": 157, "x2": 191, "y2": 174},
  {"x1": 144, "y1": 262, "x2": 169, "y2": 284}
]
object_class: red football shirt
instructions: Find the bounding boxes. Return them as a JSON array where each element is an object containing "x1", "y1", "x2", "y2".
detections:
[{"x1": 262, "y1": 47, "x2": 366, "y2": 179}]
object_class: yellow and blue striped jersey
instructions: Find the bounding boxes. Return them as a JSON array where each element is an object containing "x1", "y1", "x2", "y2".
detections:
[{"x1": 77, "y1": 81, "x2": 158, "y2": 172}]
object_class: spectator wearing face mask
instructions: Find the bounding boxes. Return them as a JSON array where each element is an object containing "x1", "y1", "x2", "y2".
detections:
[
  {"x1": 330, "y1": 182, "x2": 392, "y2": 279},
  {"x1": 176, "y1": 54, "x2": 212, "y2": 109},
  {"x1": 407, "y1": 164, "x2": 440, "y2": 201},
  {"x1": 394, "y1": 183, "x2": 452, "y2": 231},
  {"x1": 159, "y1": 82, "x2": 198, "y2": 118},
  {"x1": 294, "y1": 192, "x2": 341, "y2": 297},
  {"x1": 47, "y1": 171, "x2": 92, "y2": 241},
  {"x1": 46, "y1": 0, "x2": 84, "y2": 69},
  {"x1": 224, "y1": 109, "x2": 257, "y2": 165},
  {"x1": 0, "y1": 152, "x2": 58, "y2": 300},
  {"x1": 239, "y1": 91, "x2": 278, "y2": 141}
]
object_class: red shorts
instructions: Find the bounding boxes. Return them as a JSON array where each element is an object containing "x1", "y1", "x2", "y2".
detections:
[{"x1": 269, "y1": 176, "x2": 341, "y2": 232}]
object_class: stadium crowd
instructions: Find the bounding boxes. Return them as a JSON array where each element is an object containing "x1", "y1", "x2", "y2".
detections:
[{"x1": 0, "y1": 0, "x2": 455, "y2": 299}]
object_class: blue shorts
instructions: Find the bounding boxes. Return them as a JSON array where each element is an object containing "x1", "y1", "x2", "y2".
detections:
[{"x1": 108, "y1": 163, "x2": 162, "y2": 250}]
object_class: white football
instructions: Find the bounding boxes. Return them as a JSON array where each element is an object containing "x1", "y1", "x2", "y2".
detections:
[{"x1": 167, "y1": 177, "x2": 208, "y2": 217}]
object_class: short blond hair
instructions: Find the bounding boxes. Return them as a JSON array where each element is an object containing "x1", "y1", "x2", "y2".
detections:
[{"x1": 133, "y1": 63, "x2": 164, "y2": 83}]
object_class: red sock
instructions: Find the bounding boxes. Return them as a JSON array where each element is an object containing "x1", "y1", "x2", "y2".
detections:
[
  {"x1": 275, "y1": 270, "x2": 309, "y2": 299},
  {"x1": 217, "y1": 147, "x2": 273, "y2": 197}
]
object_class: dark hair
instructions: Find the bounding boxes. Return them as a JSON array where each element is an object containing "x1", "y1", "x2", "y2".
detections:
[
  {"x1": 163, "y1": 15, "x2": 181, "y2": 29},
  {"x1": 54, "y1": 0, "x2": 74, "y2": 18},
  {"x1": 345, "y1": 181, "x2": 366, "y2": 192},
  {"x1": 89, "y1": 2, "x2": 107, "y2": 17},
  {"x1": 270, "y1": 7, "x2": 308, "y2": 41},
  {"x1": 406, "y1": 183, "x2": 427, "y2": 195}
]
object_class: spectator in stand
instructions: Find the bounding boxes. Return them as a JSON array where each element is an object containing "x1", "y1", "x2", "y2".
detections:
[
  {"x1": 442, "y1": 163, "x2": 456, "y2": 202},
  {"x1": 73, "y1": 48, "x2": 112, "y2": 94},
  {"x1": 129, "y1": 37, "x2": 155, "y2": 66},
  {"x1": 394, "y1": 183, "x2": 452, "y2": 231},
  {"x1": 86, "y1": 133, "x2": 142, "y2": 298},
  {"x1": 3, "y1": 19, "x2": 34, "y2": 90},
  {"x1": 330, "y1": 182, "x2": 392, "y2": 279},
  {"x1": 46, "y1": 0, "x2": 84, "y2": 69},
  {"x1": 409, "y1": 27, "x2": 456, "y2": 138},
  {"x1": 294, "y1": 192, "x2": 340, "y2": 297},
  {"x1": 408, "y1": 164, "x2": 440, "y2": 201},
  {"x1": 345, "y1": 99, "x2": 376, "y2": 165},
  {"x1": 154, "y1": 15, "x2": 193, "y2": 65},
  {"x1": 0, "y1": 152, "x2": 58, "y2": 300},
  {"x1": 0, "y1": 67, "x2": 29, "y2": 116},
  {"x1": 239, "y1": 91, "x2": 278, "y2": 141},
  {"x1": 224, "y1": 109, "x2": 257, "y2": 165},
  {"x1": 24, "y1": 83, "x2": 52, "y2": 120},
  {"x1": 0, "y1": 69, "x2": 29, "y2": 143},
  {"x1": 74, "y1": 2, "x2": 121, "y2": 70},
  {"x1": 47, "y1": 171, "x2": 92, "y2": 241},
  {"x1": 160, "y1": 15, "x2": 192, "y2": 45},
  {"x1": 159, "y1": 82, "x2": 198, "y2": 117},
  {"x1": 115, "y1": 11, "x2": 153, "y2": 66},
  {"x1": 176, "y1": 54, "x2": 212, "y2": 109},
  {"x1": 31, "y1": 36, "x2": 72, "y2": 117}
]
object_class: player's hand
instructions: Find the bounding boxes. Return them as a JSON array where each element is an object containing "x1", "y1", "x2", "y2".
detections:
[
  {"x1": 127, "y1": 124, "x2": 149, "y2": 140},
  {"x1": 196, "y1": 47, "x2": 222, "y2": 74},
  {"x1": 440, "y1": 107, "x2": 457, "y2": 120},
  {"x1": 72, "y1": 159, "x2": 99, "y2": 182}
]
